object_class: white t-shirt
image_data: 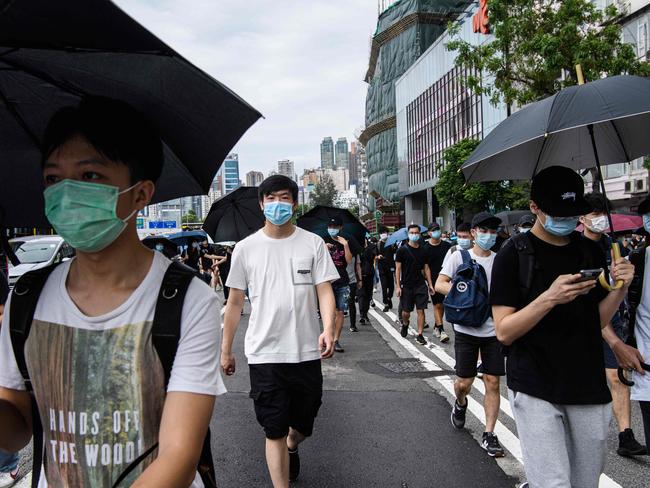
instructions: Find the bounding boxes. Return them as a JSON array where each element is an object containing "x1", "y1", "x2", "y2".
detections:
[
  {"x1": 226, "y1": 227, "x2": 339, "y2": 364},
  {"x1": 0, "y1": 252, "x2": 226, "y2": 487},
  {"x1": 631, "y1": 250, "x2": 650, "y2": 402},
  {"x1": 439, "y1": 248, "x2": 496, "y2": 337}
]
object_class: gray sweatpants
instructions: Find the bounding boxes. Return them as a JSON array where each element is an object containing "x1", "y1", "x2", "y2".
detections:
[{"x1": 509, "y1": 390, "x2": 611, "y2": 488}]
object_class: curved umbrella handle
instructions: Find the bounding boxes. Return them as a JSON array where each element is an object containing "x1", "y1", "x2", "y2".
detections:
[
  {"x1": 617, "y1": 362, "x2": 650, "y2": 387},
  {"x1": 598, "y1": 242, "x2": 624, "y2": 291}
]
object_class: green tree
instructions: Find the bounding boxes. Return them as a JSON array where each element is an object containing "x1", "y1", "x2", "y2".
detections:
[
  {"x1": 447, "y1": 0, "x2": 650, "y2": 110},
  {"x1": 181, "y1": 209, "x2": 200, "y2": 224},
  {"x1": 310, "y1": 174, "x2": 338, "y2": 207},
  {"x1": 348, "y1": 205, "x2": 360, "y2": 219},
  {"x1": 434, "y1": 139, "x2": 530, "y2": 222}
]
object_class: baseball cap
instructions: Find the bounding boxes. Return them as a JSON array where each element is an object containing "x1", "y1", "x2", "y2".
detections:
[
  {"x1": 428, "y1": 222, "x2": 440, "y2": 231},
  {"x1": 531, "y1": 166, "x2": 590, "y2": 217},
  {"x1": 328, "y1": 217, "x2": 343, "y2": 226},
  {"x1": 518, "y1": 214, "x2": 535, "y2": 227},
  {"x1": 471, "y1": 211, "x2": 501, "y2": 230}
]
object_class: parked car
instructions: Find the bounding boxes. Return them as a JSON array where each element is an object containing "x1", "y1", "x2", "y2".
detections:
[{"x1": 7, "y1": 236, "x2": 75, "y2": 289}]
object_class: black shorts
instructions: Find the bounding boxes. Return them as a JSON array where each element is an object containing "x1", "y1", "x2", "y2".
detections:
[
  {"x1": 401, "y1": 284, "x2": 429, "y2": 312},
  {"x1": 249, "y1": 360, "x2": 323, "y2": 439},
  {"x1": 430, "y1": 292, "x2": 445, "y2": 305},
  {"x1": 454, "y1": 331, "x2": 505, "y2": 378}
]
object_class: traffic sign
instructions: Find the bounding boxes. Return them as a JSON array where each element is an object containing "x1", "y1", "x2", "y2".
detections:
[{"x1": 148, "y1": 220, "x2": 177, "y2": 229}]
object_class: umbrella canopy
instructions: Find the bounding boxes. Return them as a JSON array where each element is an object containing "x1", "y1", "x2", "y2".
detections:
[
  {"x1": 0, "y1": 0, "x2": 262, "y2": 227},
  {"x1": 202, "y1": 187, "x2": 265, "y2": 243},
  {"x1": 462, "y1": 75, "x2": 650, "y2": 183},
  {"x1": 576, "y1": 213, "x2": 642, "y2": 233},
  {"x1": 297, "y1": 206, "x2": 369, "y2": 247},
  {"x1": 141, "y1": 236, "x2": 179, "y2": 259},
  {"x1": 495, "y1": 210, "x2": 534, "y2": 226},
  {"x1": 165, "y1": 230, "x2": 209, "y2": 248},
  {"x1": 385, "y1": 225, "x2": 428, "y2": 248}
]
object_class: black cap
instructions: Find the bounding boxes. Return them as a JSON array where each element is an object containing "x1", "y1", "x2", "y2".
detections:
[
  {"x1": 518, "y1": 214, "x2": 535, "y2": 227},
  {"x1": 428, "y1": 222, "x2": 440, "y2": 231},
  {"x1": 471, "y1": 211, "x2": 501, "y2": 230},
  {"x1": 638, "y1": 196, "x2": 650, "y2": 215},
  {"x1": 531, "y1": 166, "x2": 590, "y2": 217},
  {"x1": 328, "y1": 217, "x2": 343, "y2": 226}
]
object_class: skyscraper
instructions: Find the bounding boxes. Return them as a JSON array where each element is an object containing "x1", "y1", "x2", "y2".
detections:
[
  {"x1": 335, "y1": 137, "x2": 349, "y2": 170},
  {"x1": 277, "y1": 159, "x2": 295, "y2": 181},
  {"x1": 349, "y1": 141, "x2": 359, "y2": 187},
  {"x1": 246, "y1": 170, "x2": 265, "y2": 187},
  {"x1": 223, "y1": 153, "x2": 240, "y2": 194},
  {"x1": 320, "y1": 137, "x2": 334, "y2": 170}
]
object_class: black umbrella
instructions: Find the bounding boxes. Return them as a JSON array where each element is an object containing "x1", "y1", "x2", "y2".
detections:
[
  {"x1": 141, "y1": 236, "x2": 179, "y2": 260},
  {"x1": 0, "y1": 0, "x2": 262, "y2": 227},
  {"x1": 202, "y1": 187, "x2": 265, "y2": 242},
  {"x1": 297, "y1": 206, "x2": 368, "y2": 254}
]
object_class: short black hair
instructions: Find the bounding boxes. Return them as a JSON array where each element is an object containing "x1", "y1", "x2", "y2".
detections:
[
  {"x1": 258, "y1": 175, "x2": 299, "y2": 202},
  {"x1": 457, "y1": 222, "x2": 471, "y2": 233},
  {"x1": 584, "y1": 192, "x2": 613, "y2": 214},
  {"x1": 42, "y1": 96, "x2": 163, "y2": 184},
  {"x1": 407, "y1": 224, "x2": 421, "y2": 232}
]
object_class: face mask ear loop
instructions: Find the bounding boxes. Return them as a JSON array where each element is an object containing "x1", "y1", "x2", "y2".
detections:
[{"x1": 118, "y1": 181, "x2": 143, "y2": 223}]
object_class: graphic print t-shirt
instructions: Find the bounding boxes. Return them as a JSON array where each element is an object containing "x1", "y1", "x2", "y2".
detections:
[
  {"x1": 324, "y1": 237, "x2": 349, "y2": 288},
  {"x1": 0, "y1": 252, "x2": 226, "y2": 487}
]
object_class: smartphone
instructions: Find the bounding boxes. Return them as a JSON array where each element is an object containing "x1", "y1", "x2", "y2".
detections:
[{"x1": 575, "y1": 268, "x2": 603, "y2": 282}]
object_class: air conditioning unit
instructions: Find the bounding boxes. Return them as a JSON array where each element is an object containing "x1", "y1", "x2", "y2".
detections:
[{"x1": 625, "y1": 178, "x2": 647, "y2": 194}]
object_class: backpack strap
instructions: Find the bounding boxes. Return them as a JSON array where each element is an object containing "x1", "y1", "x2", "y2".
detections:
[
  {"x1": 459, "y1": 249, "x2": 471, "y2": 266},
  {"x1": 627, "y1": 247, "x2": 646, "y2": 347},
  {"x1": 9, "y1": 264, "x2": 60, "y2": 488},
  {"x1": 510, "y1": 233, "x2": 536, "y2": 306}
]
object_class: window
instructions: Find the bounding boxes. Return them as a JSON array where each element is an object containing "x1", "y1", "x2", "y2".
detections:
[{"x1": 639, "y1": 21, "x2": 648, "y2": 58}]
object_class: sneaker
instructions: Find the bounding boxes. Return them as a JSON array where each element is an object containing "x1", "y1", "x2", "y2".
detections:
[
  {"x1": 343, "y1": 310, "x2": 349, "y2": 317},
  {"x1": 617, "y1": 428, "x2": 647, "y2": 457},
  {"x1": 334, "y1": 341, "x2": 344, "y2": 353},
  {"x1": 400, "y1": 323, "x2": 409, "y2": 338},
  {"x1": 288, "y1": 448, "x2": 300, "y2": 481},
  {"x1": 439, "y1": 329, "x2": 450, "y2": 343},
  {"x1": 518, "y1": 483, "x2": 529, "y2": 488},
  {"x1": 451, "y1": 400, "x2": 467, "y2": 429},
  {"x1": 359, "y1": 317, "x2": 367, "y2": 325},
  {"x1": 349, "y1": 325, "x2": 358, "y2": 332},
  {"x1": 370, "y1": 300, "x2": 376, "y2": 308},
  {"x1": 482, "y1": 432, "x2": 505, "y2": 457},
  {"x1": 416, "y1": 334, "x2": 427, "y2": 345},
  {"x1": 0, "y1": 468, "x2": 18, "y2": 488},
  {"x1": 423, "y1": 323, "x2": 430, "y2": 330},
  {"x1": 433, "y1": 326, "x2": 442, "y2": 339},
  {"x1": 382, "y1": 305, "x2": 390, "y2": 312}
]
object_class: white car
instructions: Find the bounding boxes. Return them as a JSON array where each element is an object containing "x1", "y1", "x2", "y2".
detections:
[{"x1": 8, "y1": 236, "x2": 75, "y2": 289}]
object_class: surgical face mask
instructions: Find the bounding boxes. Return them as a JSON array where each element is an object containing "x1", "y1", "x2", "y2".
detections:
[
  {"x1": 430, "y1": 230, "x2": 442, "y2": 240},
  {"x1": 380, "y1": 233, "x2": 388, "y2": 240},
  {"x1": 542, "y1": 213, "x2": 578, "y2": 237},
  {"x1": 586, "y1": 215, "x2": 609, "y2": 234},
  {"x1": 328, "y1": 228, "x2": 340, "y2": 238},
  {"x1": 155, "y1": 244, "x2": 164, "y2": 252},
  {"x1": 475, "y1": 232, "x2": 497, "y2": 250},
  {"x1": 458, "y1": 238, "x2": 472, "y2": 250},
  {"x1": 519, "y1": 227, "x2": 531, "y2": 234},
  {"x1": 643, "y1": 214, "x2": 650, "y2": 234},
  {"x1": 44, "y1": 179, "x2": 140, "y2": 253},
  {"x1": 263, "y1": 201, "x2": 293, "y2": 226},
  {"x1": 408, "y1": 233, "x2": 420, "y2": 242}
]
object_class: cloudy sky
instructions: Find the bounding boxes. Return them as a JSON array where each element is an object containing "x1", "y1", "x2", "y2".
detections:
[{"x1": 114, "y1": 0, "x2": 378, "y2": 179}]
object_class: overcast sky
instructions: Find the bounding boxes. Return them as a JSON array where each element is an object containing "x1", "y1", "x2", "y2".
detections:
[{"x1": 114, "y1": 0, "x2": 378, "y2": 179}]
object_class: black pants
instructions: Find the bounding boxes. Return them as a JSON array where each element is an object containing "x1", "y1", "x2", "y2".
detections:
[
  {"x1": 348, "y1": 283, "x2": 358, "y2": 326},
  {"x1": 641, "y1": 401, "x2": 650, "y2": 450},
  {"x1": 221, "y1": 269, "x2": 230, "y2": 300},
  {"x1": 358, "y1": 275, "x2": 374, "y2": 318},
  {"x1": 378, "y1": 268, "x2": 394, "y2": 306}
]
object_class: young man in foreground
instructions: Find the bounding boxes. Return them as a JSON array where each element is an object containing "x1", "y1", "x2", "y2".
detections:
[{"x1": 221, "y1": 175, "x2": 338, "y2": 487}]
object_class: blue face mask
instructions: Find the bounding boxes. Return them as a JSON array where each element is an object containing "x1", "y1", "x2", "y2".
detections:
[
  {"x1": 458, "y1": 238, "x2": 472, "y2": 250},
  {"x1": 475, "y1": 232, "x2": 496, "y2": 250},
  {"x1": 263, "y1": 201, "x2": 293, "y2": 226},
  {"x1": 430, "y1": 230, "x2": 442, "y2": 240},
  {"x1": 155, "y1": 244, "x2": 164, "y2": 252},
  {"x1": 408, "y1": 234, "x2": 420, "y2": 242},
  {"x1": 643, "y1": 214, "x2": 650, "y2": 234},
  {"x1": 543, "y1": 214, "x2": 578, "y2": 237},
  {"x1": 328, "y1": 228, "x2": 340, "y2": 237}
]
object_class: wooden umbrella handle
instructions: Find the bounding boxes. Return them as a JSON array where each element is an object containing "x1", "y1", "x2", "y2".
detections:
[{"x1": 598, "y1": 242, "x2": 624, "y2": 291}]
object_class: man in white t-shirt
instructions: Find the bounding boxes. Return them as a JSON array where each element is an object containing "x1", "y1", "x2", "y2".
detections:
[
  {"x1": 435, "y1": 212, "x2": 505, "y2": 458},
  {"x1": 221, "y1": 175, "x2": 338, "y2": 488},
  {"x1": 0, "y1": 97, "x2": 225, "y2": 487}
]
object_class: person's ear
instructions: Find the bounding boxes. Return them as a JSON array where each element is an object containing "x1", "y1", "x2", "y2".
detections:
[
  {"x1": 578, "y1": 216, "x2": 586, "y2": 224},
  {"x1": 133, "y1": 180, "x2": 155, "y2": 210},
  {"x1": 529, "y1": 201, "x2": 540, "y2": 215}
]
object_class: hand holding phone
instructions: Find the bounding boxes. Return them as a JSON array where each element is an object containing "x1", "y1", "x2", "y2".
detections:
[{"x1": 575, "y1": 268, "x2": 603, "y2": 283}]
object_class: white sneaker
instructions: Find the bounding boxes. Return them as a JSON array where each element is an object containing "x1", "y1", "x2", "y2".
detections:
[
  {"x1": 439, "y1": 330, "x2": 450, "y2": 343},
  {"x1": 0, "y1": 468, "x2": 18, "y2": 488}
]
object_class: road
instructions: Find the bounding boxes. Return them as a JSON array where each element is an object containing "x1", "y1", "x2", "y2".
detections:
[{"x1": 14, "y1": 287, "x2": 650, "y2": 487}]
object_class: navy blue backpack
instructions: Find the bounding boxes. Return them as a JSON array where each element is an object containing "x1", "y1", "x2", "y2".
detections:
[{"x1": 443, "y1": 249, "x2": 491, "y2": 327}]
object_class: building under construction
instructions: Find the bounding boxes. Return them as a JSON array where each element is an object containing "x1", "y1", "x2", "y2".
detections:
[{"x1": 360, "y1": 0, "x2": 471, "y2": 226}]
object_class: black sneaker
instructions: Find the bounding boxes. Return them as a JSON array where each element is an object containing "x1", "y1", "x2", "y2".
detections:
[
  {"x1": 370, "y1": 300, "x2": 376, "y2": 307},
  {"x1": 359, "y1": 317, "x2": 367, "y2": 325},
  {"x1": 382, "y1": 305, "x2": 390, "y2": 312},
  {"x1": 288, "y1": 448, "x2": 300, "y2": 481},
  {"x1": 416, "y1": 334, "x2": 427, "y2": 345},
  {"x1": 617, "y1": 428, "x2": 647, "y2": 457},
  {"x1": 451, "y1": 399, "x2": 467, "y2": 429},
  {"x1": 423, "y1": 323, "x2": 430, "y2": 330},
  {"x1": 482, "y1": 432, "x2": 505, "y2": 457},
  {"x1": 400, "y1": 323, "x2": 409, "y2": 338},
  {"x1": 349, "y1": 325, "x2": 358, "y2": 332},
  {"x1": 334, "y1": 340, "x2": 344, "y2": 353}
]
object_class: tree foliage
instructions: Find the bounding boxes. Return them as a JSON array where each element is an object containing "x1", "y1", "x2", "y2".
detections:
[
  {"x1": 434, "y1": 139, "x2": 530, "y2": 217},
  {"x1": 181, "y1": 209, "x2": 200, "y2": 224},
  {"x1": 447, "y1": 0, "x2": 650, "y2": 109},
  {"x1": 310, "y1": 174, "x2": 338, "y2": 207}
]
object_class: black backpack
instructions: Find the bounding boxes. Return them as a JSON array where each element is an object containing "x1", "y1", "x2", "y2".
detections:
[{"x1": 9, "y1": 261, "x2": 218, "y2": 488}]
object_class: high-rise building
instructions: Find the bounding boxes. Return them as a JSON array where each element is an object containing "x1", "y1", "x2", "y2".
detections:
[
  {"x1": 349, "y1": 141, "x2": 360, "y2": 187},
  {"x1": 277, "y1": 159, "x2": 295, "y2": 181},
  {"x1": 320, "y1": 137, "x2": 334, "y2": 170},
  {"x1": 335, "y1": 137, "x2": 349, "y2": 170},
  {"x1": 223, "y1": 153, "x2": 240, "y2": 194},
  {"x1": 246, "y1": 170, "x2": 264, "y2": 187}
]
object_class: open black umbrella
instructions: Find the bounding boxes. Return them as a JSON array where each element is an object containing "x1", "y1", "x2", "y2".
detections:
[
  {"x1": 297, "y1": 206, "x2": 368, "y2": 254},
  {"x1": 0, "y1": 0, "x2": 262, "y2": 228},
  {"x1": 202, "y1": 187, "x2": 264, "y2": 243},
  {"x1": 141, "y1": 236, "x2": 179, "y2": 260}
]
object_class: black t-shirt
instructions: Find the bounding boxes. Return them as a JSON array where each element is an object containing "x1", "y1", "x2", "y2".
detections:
[
  {"x1": 218, "y1": 250, "x2": 232, "y2": 275},
  {"x1": 199, "y1": 245, "x2": 214, "y2": 270},
  {"x1": 423, "y1": 239, "x2": 451, "y2": 277},
  {"x1": 324, "y1": 237, "x2": 349, "y2": 288},
  {"x1": 183, "y1": 246, "x2": 200, "y2": 270},
  {"x1": 377, "y1": 241, "x2": 396, "y2": 272},
  {"x1": 490, "y1": 232, "x2": 611, "y2": 405},
  {"x1": 360, "y1": 243, "x2": 378, "y2": 277},
  {"x1": 395, "y1": 243, "x2": 427, "y2": 288}
]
